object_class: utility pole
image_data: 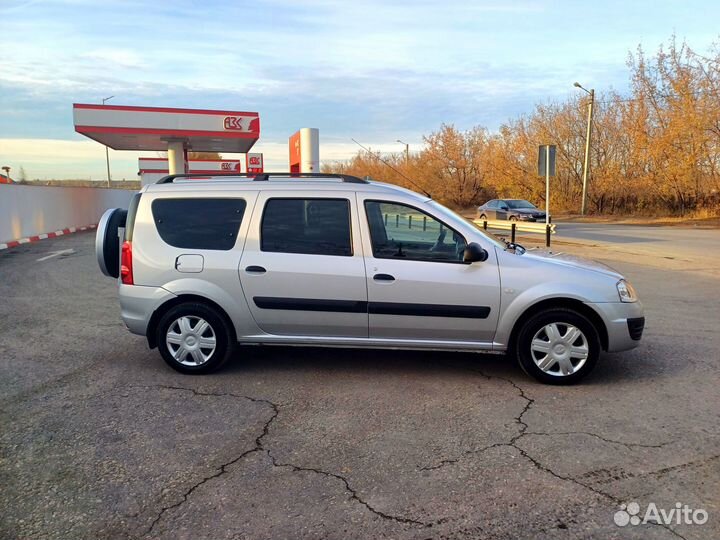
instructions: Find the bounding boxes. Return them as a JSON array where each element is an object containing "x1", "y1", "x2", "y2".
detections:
[
  {"x1": 102, "y1": 96, "x2": 114, "y2": 187},
  {"x1": 396, "y1": 139, "x2": 409, "y2": 166},
  {"x1": 574, "y1": 83, "x2": 594, "y2": 215}
]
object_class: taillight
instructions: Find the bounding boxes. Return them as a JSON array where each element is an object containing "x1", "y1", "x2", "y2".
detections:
[{"x1": 120, "y1": 241, "x2": 134, "y2": 285}]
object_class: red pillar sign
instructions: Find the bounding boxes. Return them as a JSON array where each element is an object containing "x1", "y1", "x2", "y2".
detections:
[
  {"x1": 289, "y1": 131, "x2": 301, "y2": 174},
  {"x1": 246, "y1": 153, "x2": 264, "y2": 174}
]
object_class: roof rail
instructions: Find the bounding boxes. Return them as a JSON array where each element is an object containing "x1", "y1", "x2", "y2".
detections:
[{"x1": 156, "y1": 172, "x2": 369, "y2": 184}]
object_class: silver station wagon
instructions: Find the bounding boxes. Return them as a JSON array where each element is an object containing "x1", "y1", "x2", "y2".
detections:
[{"x1": 96, "y1": 173, "x2": 644, "y2": 384}]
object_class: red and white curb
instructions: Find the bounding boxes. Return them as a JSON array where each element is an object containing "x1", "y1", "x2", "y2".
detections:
[{"x1": 0, "y1": 224, "x2": 97, "y2": 251}]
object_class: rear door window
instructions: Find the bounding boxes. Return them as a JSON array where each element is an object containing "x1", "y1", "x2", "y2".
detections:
[{"x1": 152, "y1": 198, "x2": 246, "y2": 250}]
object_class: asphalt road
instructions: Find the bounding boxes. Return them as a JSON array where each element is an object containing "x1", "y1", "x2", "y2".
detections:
[
  {"x1": 557, "y1": 222, "x2": 720, "y2": 260},
  {"x1": 487, "y1": 221, "x2": 720, "y2": 279},
  {"x1": 1, "y1": 230, "x2": 718, "y2": 540}
]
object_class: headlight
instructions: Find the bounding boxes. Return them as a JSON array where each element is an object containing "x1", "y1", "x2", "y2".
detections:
[{"x1": 617, "y1": 279, "x2": 638, "y2": 303}]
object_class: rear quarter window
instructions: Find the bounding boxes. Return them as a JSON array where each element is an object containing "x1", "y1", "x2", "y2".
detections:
[
  {"x1": 151, "y1": 198, "x2": 246, "y2": 250},
  {"x1": 261, "y1": 198, "x2": 352, "y2": 256}
]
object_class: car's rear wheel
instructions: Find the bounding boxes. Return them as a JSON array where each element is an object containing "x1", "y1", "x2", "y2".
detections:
[
  {"x1": 156, "y1": 302, "x2": 234, "y2": 374},
  {"x1": 509, "y1": 216, "x2": 518, "y2": 222},
  {"x1": 515, "y1": 308, "x2": 600, "y2": 384}
]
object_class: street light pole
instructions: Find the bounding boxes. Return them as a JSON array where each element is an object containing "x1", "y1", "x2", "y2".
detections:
[
  {"x1": 102, "y1": 96, "x2": 114, "y2": 187},
  {"x1": 574, "y1": 83, "x2": 594, "y2": 215},
  {"x1": 396, "y1": 139, "x2": 409, "y2": 166}
]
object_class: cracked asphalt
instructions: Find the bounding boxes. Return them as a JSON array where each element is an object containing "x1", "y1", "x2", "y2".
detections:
[{"x1": 1, "y1": 230, "x2": 718, "y2": 540}]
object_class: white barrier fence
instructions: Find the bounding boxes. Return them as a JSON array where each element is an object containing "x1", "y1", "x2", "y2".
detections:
[{"x1": 0, "y1": 183, "x2": 135, "y2": 244}]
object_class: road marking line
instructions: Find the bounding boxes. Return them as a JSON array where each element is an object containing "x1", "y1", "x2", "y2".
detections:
[{"x1": 37, "y1": 249, "x2": 75, "y2": 262}]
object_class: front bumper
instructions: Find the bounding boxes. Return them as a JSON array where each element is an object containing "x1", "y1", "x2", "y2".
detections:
[
  {"x1": 119, "y1": 284, "x2": 176, "y2": 336},
  {"x1": 586, "y1": 301, "x2": 645, "y2": 352}
]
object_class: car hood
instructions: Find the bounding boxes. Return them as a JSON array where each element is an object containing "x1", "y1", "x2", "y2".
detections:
[{"x1": 522, "y1": 249, "x2": 623, "y2": 279}]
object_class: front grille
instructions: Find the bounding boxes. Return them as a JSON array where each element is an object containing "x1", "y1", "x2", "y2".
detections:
[{"x1": 627, "y1": 317, "x2": 645, "y2": 340}]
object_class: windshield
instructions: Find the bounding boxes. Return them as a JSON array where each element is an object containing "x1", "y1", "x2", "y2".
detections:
[{"x1": 506, "y1": 200, "x2": 536, "y2": 209}]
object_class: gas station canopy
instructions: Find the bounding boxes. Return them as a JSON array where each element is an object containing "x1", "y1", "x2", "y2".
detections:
[{"x1": 73, "y1": 104, "x2": 260, "y2": 153}]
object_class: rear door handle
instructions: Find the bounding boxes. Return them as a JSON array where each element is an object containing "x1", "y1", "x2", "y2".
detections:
[
  {"x1": 245, "y1": 265, "x2": 266, "y2": 274},
  {"x1": 373, "y1": 273, "x2": 395, "y2": 281}
]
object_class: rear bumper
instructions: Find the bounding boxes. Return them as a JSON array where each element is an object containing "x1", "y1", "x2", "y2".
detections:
[
  {"x1": 586, "y1": 301, "x2": 645, "y2": 352},
  {"x1": 119, "y1": 285, "x2": 176, "y2": 336}
]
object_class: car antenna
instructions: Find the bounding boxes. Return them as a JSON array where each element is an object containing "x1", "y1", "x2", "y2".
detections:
[{"x1": 350, "y1": 138, "x2": 433, "y2": 199}]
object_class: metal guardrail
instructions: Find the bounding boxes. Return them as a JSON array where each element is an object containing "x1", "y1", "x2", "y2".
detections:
[{"x1": 473, "y1": 219, "x2": 556, "y2": 247}]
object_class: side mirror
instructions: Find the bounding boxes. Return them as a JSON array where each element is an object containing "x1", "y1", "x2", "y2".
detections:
[
  {"x1": 463, "y1": 242, "x2": 488, "y2": 263},
  {"x1": 499, "y1": 205, "x2": 509, "y2": 211}
]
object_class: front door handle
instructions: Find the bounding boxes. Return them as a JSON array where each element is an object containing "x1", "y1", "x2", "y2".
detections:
[
  {"x1": 245, "y1": 265, "x2": 266, "y2": 274},
  {"x1": 373, "y1": 273, "x2": 395, "y2": 281}
]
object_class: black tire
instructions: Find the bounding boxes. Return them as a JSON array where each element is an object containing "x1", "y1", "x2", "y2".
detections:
[
  {"x1": 515, "y1": 308, "x2": 600, "y2": 385},
  {"x1": 479, "y1": 214, "x2": 487, "y2": 220},
  {"x1": 509, "y1": 216, "x2": 518, "y2": 222},
  {"x1": 156, "y1": 302, "x2": 234, "y2": 374}
]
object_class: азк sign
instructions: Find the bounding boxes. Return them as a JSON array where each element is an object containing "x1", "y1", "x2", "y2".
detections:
[{"x1": 224, "y1": 116, "x2": 246, "y2": 130}]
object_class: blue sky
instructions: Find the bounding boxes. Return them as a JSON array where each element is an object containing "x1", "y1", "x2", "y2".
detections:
[{"x1": 0, "y1": 0, "x2": 718, "y2": 179}]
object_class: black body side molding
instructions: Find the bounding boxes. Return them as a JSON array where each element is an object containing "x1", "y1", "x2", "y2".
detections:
[{"x1": 253, "y1": 297, "x2": 490, "y2": 319}]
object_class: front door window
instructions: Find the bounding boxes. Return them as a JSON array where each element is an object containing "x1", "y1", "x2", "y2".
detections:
[{"x1": 364, "y1": 201, "x2": 467, "y2": 263}]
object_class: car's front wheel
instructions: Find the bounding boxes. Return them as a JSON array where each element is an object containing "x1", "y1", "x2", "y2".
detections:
[
  {"x1": 479, "y1": 213, "x2": 487, "y2": 220},
  {"x1": 156, "y1": 302, "x2": 234, "y2": 374},
  {"x1": 515, "y1": 308, "x2": 600, "y2": 384}
]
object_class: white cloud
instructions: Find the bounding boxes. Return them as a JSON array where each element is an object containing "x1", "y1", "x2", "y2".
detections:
[{"x1": 82, "y1": 49, "x2": 147, "y2": 69}]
